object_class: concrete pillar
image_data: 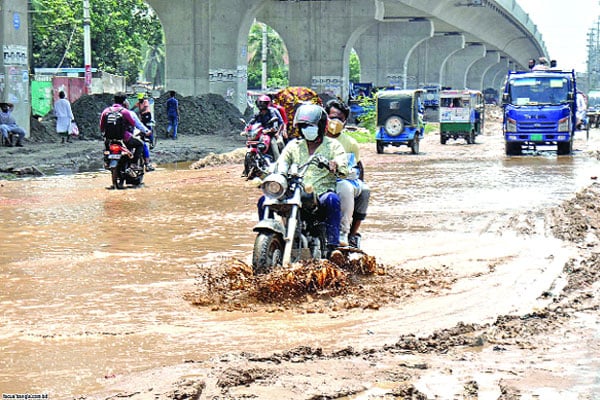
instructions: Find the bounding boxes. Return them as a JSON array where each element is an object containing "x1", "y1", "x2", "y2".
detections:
[
  {"x1": 484, "y1": 57, "x2": 509, "y2": 90},
  {"x1": 0, "y1": 0, "x2": 30, "y2": 136},
  {"x1": 148, "y1": 0, "x2": 264, "y2": 111},
  {"x1": 353, "y1": 19, "x2": 433, "y2": 89},
  {"x1": 466, "y1": 51, "x2": 500, "y2": 91},
  {"x1": 260, "y1": 0, "x2": 382, "y2": 100},
  {"x1": 406, "y1": 33, "x2": 465, "y2": 89},
  {"x1": 441, "y1": 43, "x2": 486, "y2": 90}
]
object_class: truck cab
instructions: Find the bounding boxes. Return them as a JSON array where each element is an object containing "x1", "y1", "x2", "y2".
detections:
[{"x1": 502, "y1": 70, "x2": 576, "y2": 155}]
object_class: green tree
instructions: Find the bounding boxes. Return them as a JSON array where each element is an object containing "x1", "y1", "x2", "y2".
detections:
[
  {"x1": 30, "y1": 0, "x2": 163, "y2": 85},
  {"x1": 349, "y1": 49, "x2": 361, "y2": 83},
  {"x1": 246, "y1": 22, "x2": 288, "y2": 90}
]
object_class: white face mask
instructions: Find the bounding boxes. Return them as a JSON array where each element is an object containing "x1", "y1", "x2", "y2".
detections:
[{"x1": 301, "y1": 125, "x2": 319, "y2": 141}]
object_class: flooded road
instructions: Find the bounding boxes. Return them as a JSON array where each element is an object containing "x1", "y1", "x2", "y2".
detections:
[{"x1": 1, "y1": 129, "x2": 600, "y2": 397}]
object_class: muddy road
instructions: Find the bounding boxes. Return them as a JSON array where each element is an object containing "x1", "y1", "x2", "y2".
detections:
[{"x1": 1, "y1": 121, "x2": 600, "y2": 399}]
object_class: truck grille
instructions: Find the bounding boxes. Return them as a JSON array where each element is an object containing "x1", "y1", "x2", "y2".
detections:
[{"x1": 517, "y1": 121, "x2": 557, "y2": 132}]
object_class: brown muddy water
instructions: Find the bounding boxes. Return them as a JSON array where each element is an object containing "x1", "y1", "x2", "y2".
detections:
[{"x1": 1, "y1": 132, "x2": 600, "y2": 397}]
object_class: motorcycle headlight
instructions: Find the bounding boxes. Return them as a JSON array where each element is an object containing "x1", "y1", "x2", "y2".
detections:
[
  {"x1": 384, "y1": 116, "x2": 404, "y2": 137},
  {"x1": 262, "y1": 173, "x2": 288, "y2": 199}
]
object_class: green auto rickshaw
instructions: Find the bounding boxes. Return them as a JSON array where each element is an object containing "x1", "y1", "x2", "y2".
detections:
[{"x1": 439, "y1": 89, "x2": 485, "y2": 145}]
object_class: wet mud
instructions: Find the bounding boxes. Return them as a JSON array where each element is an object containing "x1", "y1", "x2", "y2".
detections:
[{"x1": 2, "y1": 112, "x2": 600, "y2": 399}]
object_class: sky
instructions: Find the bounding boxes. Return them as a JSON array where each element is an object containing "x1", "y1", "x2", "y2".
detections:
[{"x1": 518, "y1": 0, "x2": 600, "y2": 72}]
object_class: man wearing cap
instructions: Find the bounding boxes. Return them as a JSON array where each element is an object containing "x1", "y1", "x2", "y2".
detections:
[{"x1": 0, "y1": 102, "x2": 26, "y2": 147}]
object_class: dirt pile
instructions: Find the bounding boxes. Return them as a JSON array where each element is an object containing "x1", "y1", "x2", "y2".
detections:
[{"x1": 30, "y1": 92, "x2": 247, "y2": 142}]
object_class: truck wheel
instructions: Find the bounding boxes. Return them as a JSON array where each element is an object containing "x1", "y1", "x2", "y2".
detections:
[
  {"x1": 376, "y1": 140, "x2": 384, "y2": 154},
  {"x1": 557, "y1": 140, "x2": 572, "y2": 155},
  {"x1": 505, "y1": 142, "x2": 521, "y2": 156},
  {"x1": 440, "y1": 135, "x2": 447, "y2": 145},
  {"x1": 410, "y1": 135, "x2": 420, "y2": 154}
]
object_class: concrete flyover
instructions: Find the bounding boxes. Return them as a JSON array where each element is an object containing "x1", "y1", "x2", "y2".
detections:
[{"x1": 145, "y1": 0, "x2": 548, "y2": 111}]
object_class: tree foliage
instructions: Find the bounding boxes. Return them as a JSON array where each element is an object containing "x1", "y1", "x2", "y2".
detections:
[
  {"x1": 246, "y1": 22, "x2": 289, "y2": 90},
  {"x1": 30, "y1": 0, "x2": 164, "y2": 85},
  {"x1": 349, "y1": 49, "x2": 361, "y2": 83}
]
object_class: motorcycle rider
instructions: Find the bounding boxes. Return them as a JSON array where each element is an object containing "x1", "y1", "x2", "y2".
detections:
[
  {"x1": 99, "y1": 92, "x2": 147, "y2": 168},
  {"x1": 258, "y1": 103, "x2": 348, "y2": 251},
  {"x1": 249, "y1": 94, "x2": 283, "y2": 161},
  {"x1": 324, "y1": 99, "x2": 370, "y2": 248},
  {"x1": 124, "y1": 98, "x2": 155, "y2": 171},
  {"x1": 131, "y1": 92, "x2": 154, "y2": 145}
]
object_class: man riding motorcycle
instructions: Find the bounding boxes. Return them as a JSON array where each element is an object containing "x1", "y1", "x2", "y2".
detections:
[
  {"x1": 249, "y1": 94, "x2": 283, "y2": 161},
  {"x1": 99, "y1": 92, "x2": 148, "y2": 168},
  {"x1": 257, "y1": 103, "x2": 348, "y2": 251}
]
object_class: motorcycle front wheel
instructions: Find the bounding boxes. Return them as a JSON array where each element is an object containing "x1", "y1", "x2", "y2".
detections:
[{"x1": 252, "y1": 232, "x2": 284, "y2": 274}]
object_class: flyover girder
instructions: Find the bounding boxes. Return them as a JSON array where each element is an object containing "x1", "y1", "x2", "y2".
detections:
[{"x1": 144, "y1": 0, "x2": 547, "y2": 110}]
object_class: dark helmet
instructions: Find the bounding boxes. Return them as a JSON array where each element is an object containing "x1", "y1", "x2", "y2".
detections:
[
  {"x1": 293, "y1": 103, "x2": 328, "y2": 141},
  {"x1": 256, "y1": 94, "x2": 271, "y2": 110},
  {"x1": 114, "y1": 92, "x2": 127, "y2": 105}
]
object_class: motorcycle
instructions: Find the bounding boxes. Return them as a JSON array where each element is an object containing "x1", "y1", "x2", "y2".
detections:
[
  {"x1": 252, "y1": 154, "x2": 332, "y2": 274},
  {"x1": 104, "y1": 139, "x2": 145, "y2": 189},
  {"x1": 144, "y1": 119, "x2": 157, "y2": 149},
  {"x1": 240, "y1": 117, "x2": 278, "y2": 180}
]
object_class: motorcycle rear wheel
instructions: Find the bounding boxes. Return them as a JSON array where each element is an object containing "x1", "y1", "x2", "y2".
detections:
[
  {"x1": 252, "y1": 232, "x2": 284, "y2": 274},
  {"x1": 111, "y1": 168, "x2": 124, "y2": 189}
]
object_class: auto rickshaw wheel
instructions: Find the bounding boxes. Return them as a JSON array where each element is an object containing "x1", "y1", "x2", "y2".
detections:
[
  {"x1": 410, "y1": 135, "x2": 420, "y2": 155},
  {"x1": 376, "y1": 140, "x2": 384, "y2": 154}
]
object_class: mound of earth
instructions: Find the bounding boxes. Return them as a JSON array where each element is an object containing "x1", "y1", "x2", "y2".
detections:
[{"x1": 32, "y1": 92, "x2": 249, "y2": 141}]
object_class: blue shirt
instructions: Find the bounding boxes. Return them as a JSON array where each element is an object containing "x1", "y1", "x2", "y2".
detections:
[{"x1": 166, "y1": 97, "x2": 179, "y2": 117}]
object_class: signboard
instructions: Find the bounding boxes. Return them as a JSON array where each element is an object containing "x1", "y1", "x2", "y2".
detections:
[
  {"x1": 13, "y1": 13, "x2": 20, "y2": 30},
  {"x1": 84, "y1": 65, "x2": 92, "y2": 86},
  {"x1": 440, "y1": 107, "x2": 471, "y2": 122}
]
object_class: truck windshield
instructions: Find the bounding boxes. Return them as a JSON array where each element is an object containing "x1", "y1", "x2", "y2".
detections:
[{"x1": 508, "y1": 77, "x2": 570, "y2": 106}]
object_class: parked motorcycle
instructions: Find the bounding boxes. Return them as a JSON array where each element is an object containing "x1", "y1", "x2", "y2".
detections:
[
  {"x1": 240, "y1": 117, "x2": 278, "y2": 180},
  {"x1": 104, "y1": 140, "x2": 145, "y2": 189},
  {"x1": 252, "y1": 154, "x2": 332, "y2": 274}
]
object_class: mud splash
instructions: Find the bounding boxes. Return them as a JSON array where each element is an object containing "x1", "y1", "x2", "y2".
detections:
[{"x1": 183, "y1": 249, "x2": 457, "y2": 313}]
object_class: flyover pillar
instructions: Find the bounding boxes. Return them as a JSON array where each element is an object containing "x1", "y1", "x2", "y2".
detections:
[
  {"x1": 406, "y1": 33, "x2": 465, "y2": 89},
  {"x1": 466, "y1": 51, "x2": 500, "y2": 91},
  {"x1": 353, "y1": 19, "x2": 433, "y2": 89},
  {"x1": 147, "y1": 0, "x2": 264, "y2": 111},
  {"x1": 441, "y1": 44, "x2": 486, "y2": 90},
  {"x1": 0, "y1": 0, "x2": 29, "y2": 136},
  {"x1": 483, "y1": 57, "x2": 509, "y2": 90},
  {"x1": 260, "y1": 0, "x2": 382, "y2": 100}
]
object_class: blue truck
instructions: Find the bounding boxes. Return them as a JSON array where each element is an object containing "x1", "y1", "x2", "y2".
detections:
[{"x1": 502, "y1": 69, "x2": 577, "y2": 155}]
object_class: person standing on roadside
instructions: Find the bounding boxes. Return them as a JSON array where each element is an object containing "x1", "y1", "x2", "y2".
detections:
[
  {"x1": 166, "y1": 90, "x2": 179, "y2": 140},
  {"x1": 54, "y1": 91, "x2": 74, "y2": 143}
]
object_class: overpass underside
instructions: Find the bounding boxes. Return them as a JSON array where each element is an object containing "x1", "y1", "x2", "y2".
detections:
[{"x1": 146, "y1": 0, "x2": 547, "y2": 111}]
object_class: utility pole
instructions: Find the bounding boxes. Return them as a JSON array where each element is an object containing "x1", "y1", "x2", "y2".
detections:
[
  {"x1": 83, "y1": 0, "x2": 92, "y2": 93},
  {"x1": 261, "y1": 23, "x2": 267, "y2": 91}
]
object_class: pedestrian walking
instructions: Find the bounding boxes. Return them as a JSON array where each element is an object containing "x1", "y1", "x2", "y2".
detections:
[
  {"x1": 166, "y1": 90, "x2": 179, "y2": 140},
  {"x1": 54, "y1": 91, "x2": 74, "y2": 143}
]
